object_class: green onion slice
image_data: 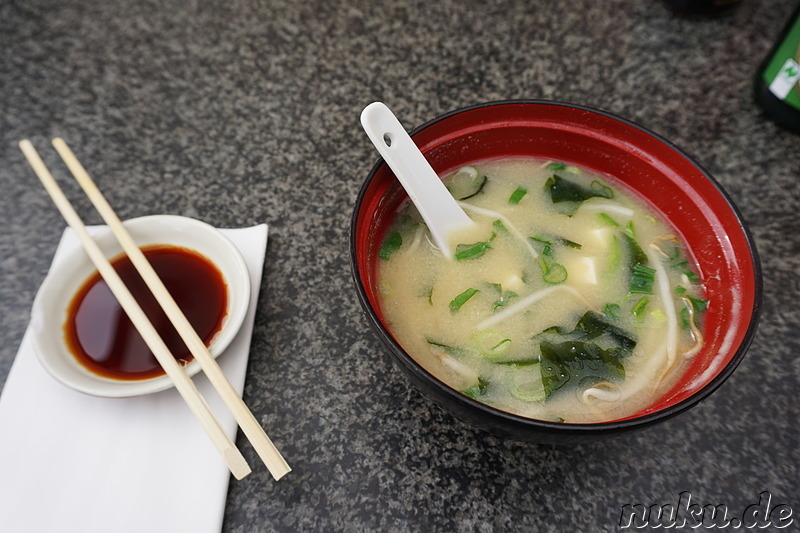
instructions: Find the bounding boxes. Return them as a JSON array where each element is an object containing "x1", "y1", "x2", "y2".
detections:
[
  {"x1": 455, "y1": 241, "x2": 491, "y2": 260},
  {"x1": 590, "y1": 180, "x2": 613, "y2": 198},
  {"x1": 472, "y1": 330, "x2": 512, "y2": 361},
  {"x1": 507, "y1": 364, "x2": 546, "y2": 402},
  {"x1": 632, "y1": 296, "x2": 649, "y2": 320},
  {"x1": 629, "y1": 263, "x2": 656, "y2": 294},
  {"x1": 598, "y1": 213, "x2": 620, "y2": 227},
  {"x1": 683, "y1": 269, "x2": 700, "y2": 283},
  {"x1": 492, "y1": 290, "x2": 517, "y2": 311},
  {"x1": 495, "y1": 357, "x2": 540, "y2": 367},
  {"x1": 450, "y1": 288, "x2": 479, "y2": 312},
  {"x1": 687, "y1": 294, "x2": 709, "y2": 313},
  {"x1": 426, "y1": 338, "x2": 466, "y2": 357},
  {"x1": 558, "y1": 237, "x2": 582, "y2": 249},
  {"x1": 508, "y1": 186, "x2": 528, "y2": 205},
  {"x1": 543, "y1": 263, "x2": 568, "y2": 284},
  {"x1": 492, "y1": 219, "x2": 509, "y2": 234}
]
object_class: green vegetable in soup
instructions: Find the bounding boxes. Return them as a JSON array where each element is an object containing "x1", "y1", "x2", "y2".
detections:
[
  {"x1": 455, "y1": 239, "x2": 492, "y2": 260},
  {"x1": 630, "y1": 264, "x2": 656, "y2": 295},
  {"x1": 462, "y1": 377, "x2": 489, "y2": 399},
  {"x1": 507, "y1": 364, "x2": 546, "y2": 402},
  {"x1": 686, "y1": 294, "x2": 708, "y2": 313},
  {"x1": 539, "y1": 340, "x2": 627, "y2": 399},
  {"x1": 545, "y1": 174, "x2": 614, "y2": 204},
  {"x1": 620, "y1": 221, "x2": 656, "y2": 296},
  {"x1": 598, "y1": 212, "x2": 621, "y2": 227},
  {"x1": 508, "y1": 186, "x2": 528, "y2": 205},
  {"x1": 622, "y1": 222, "x2": 648, "y2": 269},
  {"x1": 631, "y1": 296, "x2": 649, "y2": 321},
  {"x1": 558, "y1": 237, "x2": 582, "y2": 249},
  {"x1": 450, "y1": 288, "x2": 479, "y2": 312},
  {"x1": 671, "y1": 258, "x2": 701, "y2": 283},
  {"x1": 447, "y1": 166, "x2": 488, "y2": 200},
  {"x1": 530, "y1": 234, "x2": 582, "y2": 256},
  {"x1": 602, "y1": 303, "x2": 621, "y2": 320},
  {"x1": 541, "y1": 261, "x2": 568, "y2": 284},
  {"x1": 426, "y1": 338, "x2": 466, "y2": 356},
  {"x1": 676, "y1": 288, "x2": 708, "y2": 329},
  {"x1": 529, "y1": 235, "x2": 572, "y2": 284},
  {"x1": 495, "y1": 357, "x2": 540, "y2": 367},
  {"x1": 492, "y1": 219, "x2": 509, "y2": 235},
  {"x1": 378, "y1": 231, "x2": 402, "y2": 260},
  {"x1": 472, "y1": 330, "x2": 512, "y2": 361},
  {"x1": 492, "y1": 288, "x2": 517, "y2": 311},
  {"x1": 539, "y1": 310, "x2": 637, "y2": 351}
]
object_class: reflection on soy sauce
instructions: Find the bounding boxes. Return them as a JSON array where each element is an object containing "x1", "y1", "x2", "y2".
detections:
[{"x1": 64, "y1": 245, "x2": 228, "y2": 380}]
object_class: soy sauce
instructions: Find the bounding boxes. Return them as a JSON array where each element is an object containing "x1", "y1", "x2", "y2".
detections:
[{"x1": 64, "y1": 245, "x2": 228, "y2": 380}]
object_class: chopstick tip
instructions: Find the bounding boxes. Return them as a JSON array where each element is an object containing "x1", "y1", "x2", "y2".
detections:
[
  {"x1": 270, "y1": 463, "x2": 292, "y2": 481},
  {"x1": 226, "y1": 450, "x2": 252, "y2": 480}
]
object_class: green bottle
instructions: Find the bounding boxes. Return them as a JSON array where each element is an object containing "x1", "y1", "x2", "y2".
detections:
[{"x1": 754, "y1": 4, "x2": 800, "y2": 134}]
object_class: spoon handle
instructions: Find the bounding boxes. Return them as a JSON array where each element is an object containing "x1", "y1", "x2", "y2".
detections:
[{"x1": 361, "y1": 102, "x2": 474, "y2": 259}]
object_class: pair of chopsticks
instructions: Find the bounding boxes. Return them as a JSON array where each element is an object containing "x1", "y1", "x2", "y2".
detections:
[{"x1": 19, "y1": 138, "x2": 290, "y2": 481}]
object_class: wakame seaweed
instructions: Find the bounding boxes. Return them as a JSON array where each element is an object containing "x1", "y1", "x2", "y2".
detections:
[
  {"x1": 621, "y1": 230, "x2": 648, "y2": 271},
  {"x1": 620, "y1": 221, "x2": 654, "y2": 296},
  {"x1": 539, "y1": 340, "x2": 627, "y2": 399},
  {"x1": 539, "y1": 310, "x2": 637, "y2": 351},
  {"x1": 545, "y1": 175, "x2": 614, "y2": 204}
]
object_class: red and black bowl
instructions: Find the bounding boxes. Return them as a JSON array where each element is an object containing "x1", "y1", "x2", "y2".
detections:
[{"x1": 350, "y1": 100, "x2": 762, "y2": 444}]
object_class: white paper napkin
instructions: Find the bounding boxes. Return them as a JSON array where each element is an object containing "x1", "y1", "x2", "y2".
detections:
[{"x1": 0, "y1": 223, "x2": 268, "y2": 533}]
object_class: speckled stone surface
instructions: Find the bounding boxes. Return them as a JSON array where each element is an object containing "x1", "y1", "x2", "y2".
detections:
[{"x1": 1, "y1": 0, "x2": 798, "y2": 531}]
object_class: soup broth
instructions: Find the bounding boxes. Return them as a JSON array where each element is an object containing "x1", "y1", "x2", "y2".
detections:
[{"x1": 377, "y1": 159, "x2": 707, "y2": 423}]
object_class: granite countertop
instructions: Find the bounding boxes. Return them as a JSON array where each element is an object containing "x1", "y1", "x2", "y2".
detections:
[{"x1": 1, "y1": 0, "x2": 798, "y2": 531}]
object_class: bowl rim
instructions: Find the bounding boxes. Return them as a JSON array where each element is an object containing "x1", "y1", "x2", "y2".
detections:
[
  {"x1": 30, "y1": 214, "x2": 252, "y2": 398},
  {"x1": 350, "y1": 99, "x2": 763, "y2": 434}
]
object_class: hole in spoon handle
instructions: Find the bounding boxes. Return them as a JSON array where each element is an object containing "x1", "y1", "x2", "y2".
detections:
[{"x1": 360, "y1": 102, "x2": 475, "y2": 260}]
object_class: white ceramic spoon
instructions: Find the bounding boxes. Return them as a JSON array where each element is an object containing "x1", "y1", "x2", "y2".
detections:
[{"x1": 360, "y1": 102, "x2": 476, "y2": 259}]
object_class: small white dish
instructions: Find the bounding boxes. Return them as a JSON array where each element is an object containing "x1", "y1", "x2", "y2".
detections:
[{"x1": 30, "y1": 215, "x2": 251, "y2": 397}]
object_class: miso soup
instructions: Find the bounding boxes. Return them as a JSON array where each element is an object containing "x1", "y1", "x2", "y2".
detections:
[{"x1": 376, "y1": 158, "x2": 707, "y2": 423}]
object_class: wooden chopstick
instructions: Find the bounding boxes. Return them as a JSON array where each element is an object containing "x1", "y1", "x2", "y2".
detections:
[
  {"x1": 19, "y1": 139, "x2": 252, "y2": 480},
  {"x1": 50, "y1": 138, "x2": 291, "y2": 481}
]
